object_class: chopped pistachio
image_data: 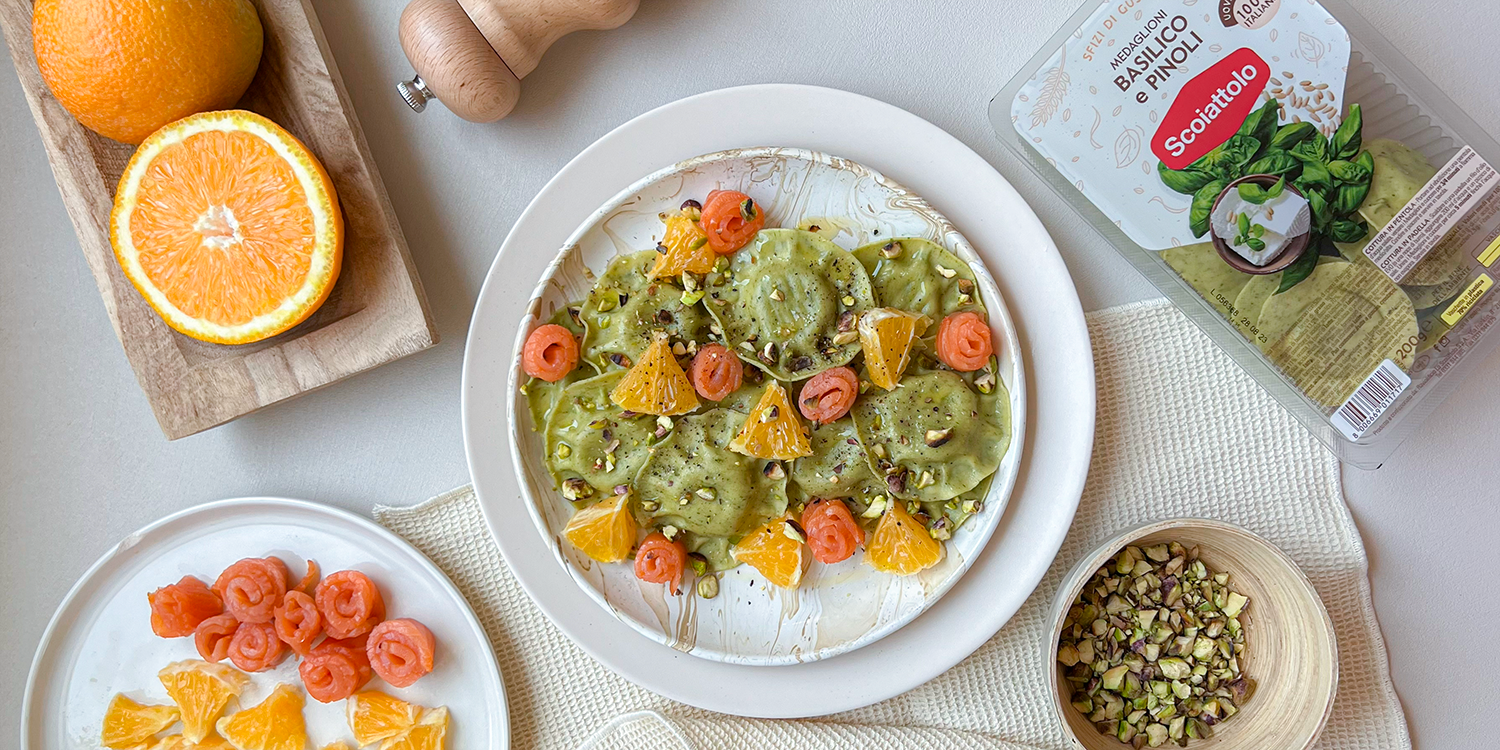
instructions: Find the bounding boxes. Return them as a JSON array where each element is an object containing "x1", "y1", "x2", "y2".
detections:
[
  {"x1": 770, "y1": 288, "x2": 784, "y2": 301},
  {"x1": 833, "y1": 330, "x2": 858, "y2": 346},
  {"x1": 662, "y1": 525, "x2": 679, "y2": 540},
  {"x1": 695, "y1": 487, "x2": 717, "y2": 502},
  {"x1": 783, "y1": 519, "x2": 807, "y2": 543},
  {"x1": 1059, "y1": 540, "x2": 1254, "y2": 746},
  {"x1": 555, "y1": 443, "x2": 572, "y2": 459},
  {"x1": 841, "y1": 295, "x2": 856, "y2": 307},
  {"x1": 561, "y1": 478, "x2": 594, "y2": 501},
  {"x1": 697, "y1": 574, "x2": 719, "y2": 599},
  {"x1": 681, "y1": 289, "x2": 705, "y2": 305},
  {"x1": 762, "y1": 461, "x2": 785, "y2": 480},
  {"x1": 935, "y1": 264, "x2": 957, "y2": 279},
  {"x1": 880, "y1": 241, "x2": 903, "y2": 259},
  {"x1": 862, "y1": 495, "x2": 887, "y2": 518},
  {"x1": 925, "y1": 428, "x2": 953, "y2": 447}
]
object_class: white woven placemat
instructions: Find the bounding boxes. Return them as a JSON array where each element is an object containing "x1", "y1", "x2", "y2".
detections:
[{"x1": 374, "y1": 299, "x2": 1411, "y2": 750}]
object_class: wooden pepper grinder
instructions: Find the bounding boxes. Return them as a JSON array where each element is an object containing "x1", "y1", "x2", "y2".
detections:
[{"x1": 397, "y1": 0, "x2": 639, "y2": 122}]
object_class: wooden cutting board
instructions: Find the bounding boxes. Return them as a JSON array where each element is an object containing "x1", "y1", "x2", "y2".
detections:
[{"x1": 0, "y1": 0, "x2": 438, "y2": 439}]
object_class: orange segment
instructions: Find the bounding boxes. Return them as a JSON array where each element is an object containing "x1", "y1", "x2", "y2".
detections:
[
  {"x1": 865, "y1": 502, "x2": 943, "y2": 576},
  {"x1": 158, "y1": 660, "x2": 250, "y2": 744},
  {"x1": 215, "y1": 683, "x2": 307, "y2": 750},
  {"x1": 346, "y1": 691, "x2": 420, "y2": 747},
  {"x1": 102, "y1": 693, "x2": 180, "y2": 749},
  {"x1": 111, "y1": 110, "x2": 344, "y2": 344},
  {"x1": 648, "y1": 210, "x2": 713, "y2": 278},
  {"x1": 609, "y1": 333, "x2": 699, "y2": 416},
  {"x1": 156, "y1": 735, "x2": 234, "y2": 750},
  {"x1": 319, "y1": 744, "x2": 355, "y2": 750},
  {"x1": 731, "y1": 514, "x2": 806, "y2": 588},
  {"x1": 858, "y1": 308, "x2": 929, "y2": 390},
  {"x1": 728, "y1": 382, "x2": 812, "y2": 460},
  {"x1": 378, "y1": 706, "x2": 448, "y2": 750},
  {"x1": 563, "y1": 492, "x2": 639, "y2": 563}
]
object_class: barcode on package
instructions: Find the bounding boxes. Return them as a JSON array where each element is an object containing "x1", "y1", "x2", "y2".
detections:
[{"x1": 1330, "y1": 360, "x2": 1412, "y2": 441}]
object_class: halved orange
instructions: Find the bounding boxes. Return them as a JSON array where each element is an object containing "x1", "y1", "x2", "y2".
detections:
[
  {"x1": 563, "y1": 492, "x2": 639, "y2": 563},
  {"x1": 609, "y1": 332, "x2": 699, "y2": 416},
  {"x1": 347, "y1": 691, "x2": 420, "y2": 747},
  {"x1": 215, "y1": 683, "x2": 306, "y2": 750},
  {"x1": 865, "y1": 502, "x2": 942, "y2": 575},
  {"x1": 648, "y1": 210, "x2": 713, "y2": 278},
  {"x1": 858, "y1": 308, "x2": 929, "y2": 390},
  {"x1": 111, "y1": 109, "x2": 344, "y2": 344},
  {"x1": 378, "y1": 706, "x2": 448, "y2": 750},
  {"x1": 101, "y1": 693, "x2": 180, "y2": 749},
  {"x1": 727, "y1": 381, "x2": 812, "y2": 460},
  {"x1": 158, "y1": 660, "x2": 249, "y2": 744},
  {"x1": 731, "y1": 514, "x2": 806, "y2": 588}
]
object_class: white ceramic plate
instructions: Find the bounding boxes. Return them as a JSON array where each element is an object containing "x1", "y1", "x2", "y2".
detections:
[
  {"x1": 507, "y1": 147, "x2": 1026, "y2": 665},
  {"x1": 21, "y1": 497, "x2": 508, "y2": 750},
  {"x1": 462, "y1": 84, "x2": 1095, "y2": 717}
]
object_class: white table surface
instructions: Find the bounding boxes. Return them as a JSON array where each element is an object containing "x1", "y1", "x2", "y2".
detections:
[{"x1": 0, "y1": 1, "x2": 1492, "y2": 747}]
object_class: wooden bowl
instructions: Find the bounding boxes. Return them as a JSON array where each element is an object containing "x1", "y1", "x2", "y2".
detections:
[
  {"x1": 1047, "y1": 519, "x2": 1337, "y2": 750},
  {"x1": 1210, "y1": 175, "x2": 1312, "y2": 275}
]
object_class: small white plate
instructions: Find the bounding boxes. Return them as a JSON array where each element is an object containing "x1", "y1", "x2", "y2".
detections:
[
  {"x1": 506, "y1": 147, "x2": 1025, "y2": 665},
  {"x1": 463, "y1": 84, "x2": 1096, "y2": 717},
  {"x1": 22, "y1": 497, "x2": 508, "y2": 750}
]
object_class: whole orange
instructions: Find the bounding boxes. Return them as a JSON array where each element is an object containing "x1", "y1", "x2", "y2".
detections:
[{"x1": 33, "y1": 0, "x2": 264, "y2": 144}]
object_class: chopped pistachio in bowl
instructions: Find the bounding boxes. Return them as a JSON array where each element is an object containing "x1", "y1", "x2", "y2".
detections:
[{"x1": 1047, "y1": 519, "x2": 1337, "y2": 750}]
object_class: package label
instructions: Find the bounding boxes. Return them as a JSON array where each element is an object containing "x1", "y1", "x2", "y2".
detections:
[
  {"x1": 1011, "y1": 0, "x2": 1349, "y2": 250},
  {"x1": 1329, "y1": 359, "x2": 1410, "y2": 440},
  {"x1": 1361, "y1": 147, "x2": 1500, "y2": 282}
]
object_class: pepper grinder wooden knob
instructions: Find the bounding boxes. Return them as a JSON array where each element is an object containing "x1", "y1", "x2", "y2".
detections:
[{"x1": 397, "y1": 0, "x2": 639, "y2": 122}]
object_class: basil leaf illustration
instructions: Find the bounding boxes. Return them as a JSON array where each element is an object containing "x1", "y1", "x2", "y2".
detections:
[
  {"x1": 1221, "y1": 135, "x2": 1261, "y2": 170},
  {"x1": 1238, "y1": 183, "x2": 1270, "y2": 205},
  {"x1": 1267, "y1": 176, "x2": 1286, "y2": 198},
  {"x1": 1318, "y1": 235, "x2": 1344, "y2": 257},
  {"x1": 1245, "y1": 150, "x2": 1301, "y2": 177},
  {"x1": 1355, "y1": 149, "x2": 1374, "y2": 175},
  {"x1": 1289, "y1": 137, "x2": 1328, "y2": 165},
  {"x1": 1190, "y1": 180, "x2": 1227, "y2": 238},
  {"x1": 1157, "y1": 162, "x2": 1216, "y2": 195},
  {"x1": 1238, "y1": 212, "x2": 1252, "y2": 236},
  {"x1": 1246, "y1": 237, "x2": 1267, "y2": 252},
  {"x1": 1270, "y1": 122, "x2": 1318, "y2": 151},
  {"x1": 1276, "y1": 244, "x2": 1319, "y2": 293},
  {"x1": 1307, "y1": 189, "x2": 1333, "y2": 232},
  {"x1": 1336, "y1": 181, "x2": 1371, "y2": 216},
  {"x1": 1330, "y1": 104, "x2": 1363, "y2": 161},
  {"x1": 1330, "y1": 217, "x2": 1369, "y2": 244},
  {"x1": 1296, "y1": 160, "x2": 1333, "y2": 193},
  {"x1": 1327, "y1": 159, "x2": 1371, "y2": 184},
  {"x1": 1250, "y1": 223, "x2": 1266, "y2": 238},
  {"x1": 1238, "y1": 98, "x2": 1280, "y2": 154}
]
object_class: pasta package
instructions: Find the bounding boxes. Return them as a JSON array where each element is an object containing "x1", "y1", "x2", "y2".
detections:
[{"x1": 992, "y1": 0, "x2": 1500, "y2": 467}]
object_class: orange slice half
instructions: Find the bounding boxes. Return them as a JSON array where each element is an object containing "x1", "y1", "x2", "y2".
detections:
[
  {"x1": 731, "y1": 514, "x2": 807, "y2": 588},
  {"x1": 865, "y1": 501, "x2": 942, "y2": 575},
  {"x1": 649, "y1": 210, "x2": 713, "y2": 278},
  {"x1": 101, "y1": 693, "x2": 180, "y2": 749},
  {"x1": 347, "y1": 691, "x2": 420, "y2": 747},
  {"x1": 728, "y1": 381, "x2": 812, "y2": 460},
  {"x1": 111, "y1": 109, "x2": 344, "y2": 344},
  {"x1": 158, "y1": 660, "x2": 249, "y2": 744},
  {"x1": 609, "y1": 333, "x2": 699, "y2": 416},
  {"x1": 563, "y1": 492, "x2": 639, "y2": 563},
  {"x1": 215, "y1": 683, "x2": 307, "y2": 750},
  {"x1": 858, "y1": 308, "x2": 929, "y2": 390}
]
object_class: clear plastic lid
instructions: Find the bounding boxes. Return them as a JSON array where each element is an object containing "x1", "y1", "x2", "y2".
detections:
[{"x1": 992, "y1": 0, "x2": 1500, "y2": 467}]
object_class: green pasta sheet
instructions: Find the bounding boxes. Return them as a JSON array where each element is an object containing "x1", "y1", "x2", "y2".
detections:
[
  {"x1": 634, "y1": 407, "x2": 790, "y2": 539},
  {"x1": 543, "y1": 371, "x2": 657, "y2": 498},
  {"x1": 579, "y1": 250, "x2": 712, "y2": 371},
  {"x1": 851, "y1": 370, "x2": 1010, "y2": 504},
  {"x1": 852, "y1": 237, "x2": 986, "y2": 319},
  {"x1": 706, "y1": 229, "x2": 876, "y2": 380},
  {"x1": 789, "y1": 416, "x2": 882, "y2": 503}
]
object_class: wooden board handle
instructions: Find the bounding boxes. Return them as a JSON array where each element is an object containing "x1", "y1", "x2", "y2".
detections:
[{"x1": 397, "y1": 0, "x2": 638, "y2": 122}]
